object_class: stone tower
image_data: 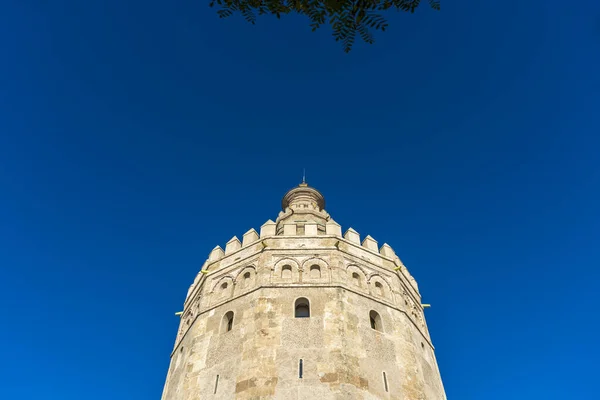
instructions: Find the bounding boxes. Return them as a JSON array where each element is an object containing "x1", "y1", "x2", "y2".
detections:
[{"x1": 161, "y1": 183, "x2": 446, "y2": 400}]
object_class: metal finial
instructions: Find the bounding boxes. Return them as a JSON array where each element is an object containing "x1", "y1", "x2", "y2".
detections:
[{"x1": 302, "y1": 168, "x2": 306, "y2": 184}]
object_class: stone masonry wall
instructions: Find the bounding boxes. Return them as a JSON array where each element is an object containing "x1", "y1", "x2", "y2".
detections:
[{"x1": 161, "y1": 232, "x2": 446, "y2": 400}]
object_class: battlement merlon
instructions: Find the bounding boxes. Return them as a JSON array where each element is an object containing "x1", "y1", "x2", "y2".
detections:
[
  {"x1": 242, "y1": 228, "x2": 259, "y2": 246},
  {"x1": 225, "y1": 236, "x2": 241, "y2": 255}
]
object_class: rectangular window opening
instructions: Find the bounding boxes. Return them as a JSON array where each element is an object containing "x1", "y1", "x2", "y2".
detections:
[
  {"x1": 383, "y1": 371, "x2": 388, "y2": 392},
  {"x1": 299, "y1": 359, "x2": 303, "y2": 379},
  {"x1": 214, "y1": 374, "x2": 219, "y2": 394}
]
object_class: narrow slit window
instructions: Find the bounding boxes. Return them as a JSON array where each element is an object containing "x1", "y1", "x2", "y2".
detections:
[
  {"x1": 214, "y1": 375, "x2": 219, "y2": 394},
  {"x1": 295, "y1": 298, "x2": 310, "y2": 318},
  {"x1": 299, "y1": 359, "x2": 303, "y2": 379},
  {"x1": 383, "y1": 371, "x2": 388, "y2": 392}
]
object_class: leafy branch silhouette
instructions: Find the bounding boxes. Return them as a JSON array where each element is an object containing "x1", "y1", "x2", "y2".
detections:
[{"x1": 209, "y1": 0, "x2": 440, "y2": 52}]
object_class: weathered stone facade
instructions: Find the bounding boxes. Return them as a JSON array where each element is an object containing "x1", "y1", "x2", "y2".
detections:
[{"x1": 161, "y1": 183, "x2": 446, "y2": 400}]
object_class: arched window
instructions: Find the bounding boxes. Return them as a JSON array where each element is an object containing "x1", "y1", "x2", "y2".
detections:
[
  {"x1": 352, "y1": 272, "x2": 361, "y2": 287},
  {"x1": 282, "y1": 265, "x2": 292, "y2": 279},
  {"x1": 221, "y1": 282, "x2": 228, "y2": 290},
  {"x1": 370, "y1": 310, "x2": 382, "y2": 332},
  {"x1": 295, "y1": 298, "x2": 310, "y2": 318},
  {"x1": 222, "y1": 311, "x2": 234, "y2": 333},
  {"x1": 375, "y1": 281, "x2": 383, "y2": 296},
  {"x1": 242, "y1": 272, "x2": 251, "y2": 288},
  {"x1": 310, "y1": 265, "x2": 321, "y2": 279}
]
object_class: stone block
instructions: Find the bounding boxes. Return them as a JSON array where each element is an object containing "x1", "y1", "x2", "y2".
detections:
[
  {"x1": 305, "y1": 223, "x2": 318, "y2": 236},
  {"x1": 344, "y1": 228, "x2": 360, "y2": 244},
  {"x1": 208, "y1": 246, "x2": 224, "y2": 262},
  {"x1": 283, "y1": 224, "x2": 297, "y2": 236},
  {"x1": 225, "y1": 236, "x2": 241, "y2": 255},
  {"x1": 361, "y1": 235, "x2": 378, "y2": 252},
  {"x1": 379, "y1": 243, "x2": 395, "y2": 258},
  {"x1": 326, "y1": 219, "x2": 342, "y2": 236},
  {"x1": 260, "y1": 220, "x2": 276, "y2": 238},
  {"x1": 242, "y1": 228, "x2": 259, "y2": 246}
]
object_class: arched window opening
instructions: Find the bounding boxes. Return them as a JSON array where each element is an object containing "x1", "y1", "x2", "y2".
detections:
[
  {"x1": 221, "y1": 282, "x2": 228, "y2": 290},
  {"x1": 282, "y1": 265, "x2": 292, "y2": 279},
  {"x1": 295, "y1": 298, "x2": 310, "y2": 318},
  {"x1": 352, "y1": 272, "x2": 361, "y2": 287},
  {"x1": 370, "y1": 310, "x2": 382, "y2": 332},
  {"x1": 222, "y1": 311, "x2": 234, "y2": 333},
  {"x1": 375, "y1": 281, "x2": 383, "y2": 296},
  {"x1": 241, "y1": 272, "x2": 251, "y2": 288},
  {"x1": 310, "y1": 265, "x2": 321, "y2": 279}
]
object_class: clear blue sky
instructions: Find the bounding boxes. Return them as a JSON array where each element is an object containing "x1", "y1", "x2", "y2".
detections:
[{"x1": 1, "y1": 1, "x2": 599, "y2": 399}]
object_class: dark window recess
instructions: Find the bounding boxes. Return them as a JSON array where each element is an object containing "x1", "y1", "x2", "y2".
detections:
[
  {"x1": 214, "y1": 375, "x2": 219, "y2": 394},
  {"x1": 299, "y1": 359, "x2": 303, "y2": 379},
  {"x1": 369, "y1": 310, "x2": 383, "y2": 332},
  {"x1": 295, "y1": 298, "x2": 310, "y2": 318},
  {"x1": 222, "y1": 311, "x2": 234, "y2": 333}
]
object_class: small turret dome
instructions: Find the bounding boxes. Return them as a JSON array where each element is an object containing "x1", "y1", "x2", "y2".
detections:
[{"x1": 281, "y1": 182, "x2": 326, "y2": 211}]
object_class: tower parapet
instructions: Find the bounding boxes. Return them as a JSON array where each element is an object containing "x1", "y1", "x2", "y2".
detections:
[{"x1": 163, "y1": 182, "x2": 445, "y2": 400}]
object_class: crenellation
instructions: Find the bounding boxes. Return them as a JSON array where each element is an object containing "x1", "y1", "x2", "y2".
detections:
[
  {"x1": 283, "y1": 224, "x2": 297, "y2": 236},
  {"x1": 209, "y1": 246, "x2": 225, "y2": 262},
  {"x1": 343, "y1": 227, "x2": 360, "y2": 244},
  {"x1": 225, "y1": 236, "x2": 241, "y2": 255},
  {"x1": 379, "y1": 243, "x2": 395, "y2": 258},
  {"x1": 242, "y1": 228, "x2": 259, "y2": 246},
  {"x1": 325, "y1": 219, "x2": 342, "y2": 236},
  {"x1": 361, "y1": 235, "x2": 379, "y2": 252},
  {"x1": 304, "y1": 223, "x2": 318, "y2": 236},
  {"x1": 260, "y1": 220, "x2": 277, "y2": 238}
]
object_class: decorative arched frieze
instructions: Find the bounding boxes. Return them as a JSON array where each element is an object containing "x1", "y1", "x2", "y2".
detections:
[
  {"x1": 272, "y1": 257, "x2": 301, "y2": 283},
  {"x1": 210, "y1": 275, "x2": 235, "y2": 304},
  {"x1": 345, "y1": 264, "x2": 368, "y2": 290},
  {"x1": 234, "y1": 265, "x2": 257, "y2": 293},
  {"x1": 301, "y1": 257, "x2": 330, "y2": 283},
  {"x1": 367, "y1": 274, "x2": 393, "y2": 300}
]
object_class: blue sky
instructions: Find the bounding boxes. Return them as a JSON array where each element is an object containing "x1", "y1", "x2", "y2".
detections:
[{"x1": 1, "y1": 1, "x2": 599, "y2": 399}]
